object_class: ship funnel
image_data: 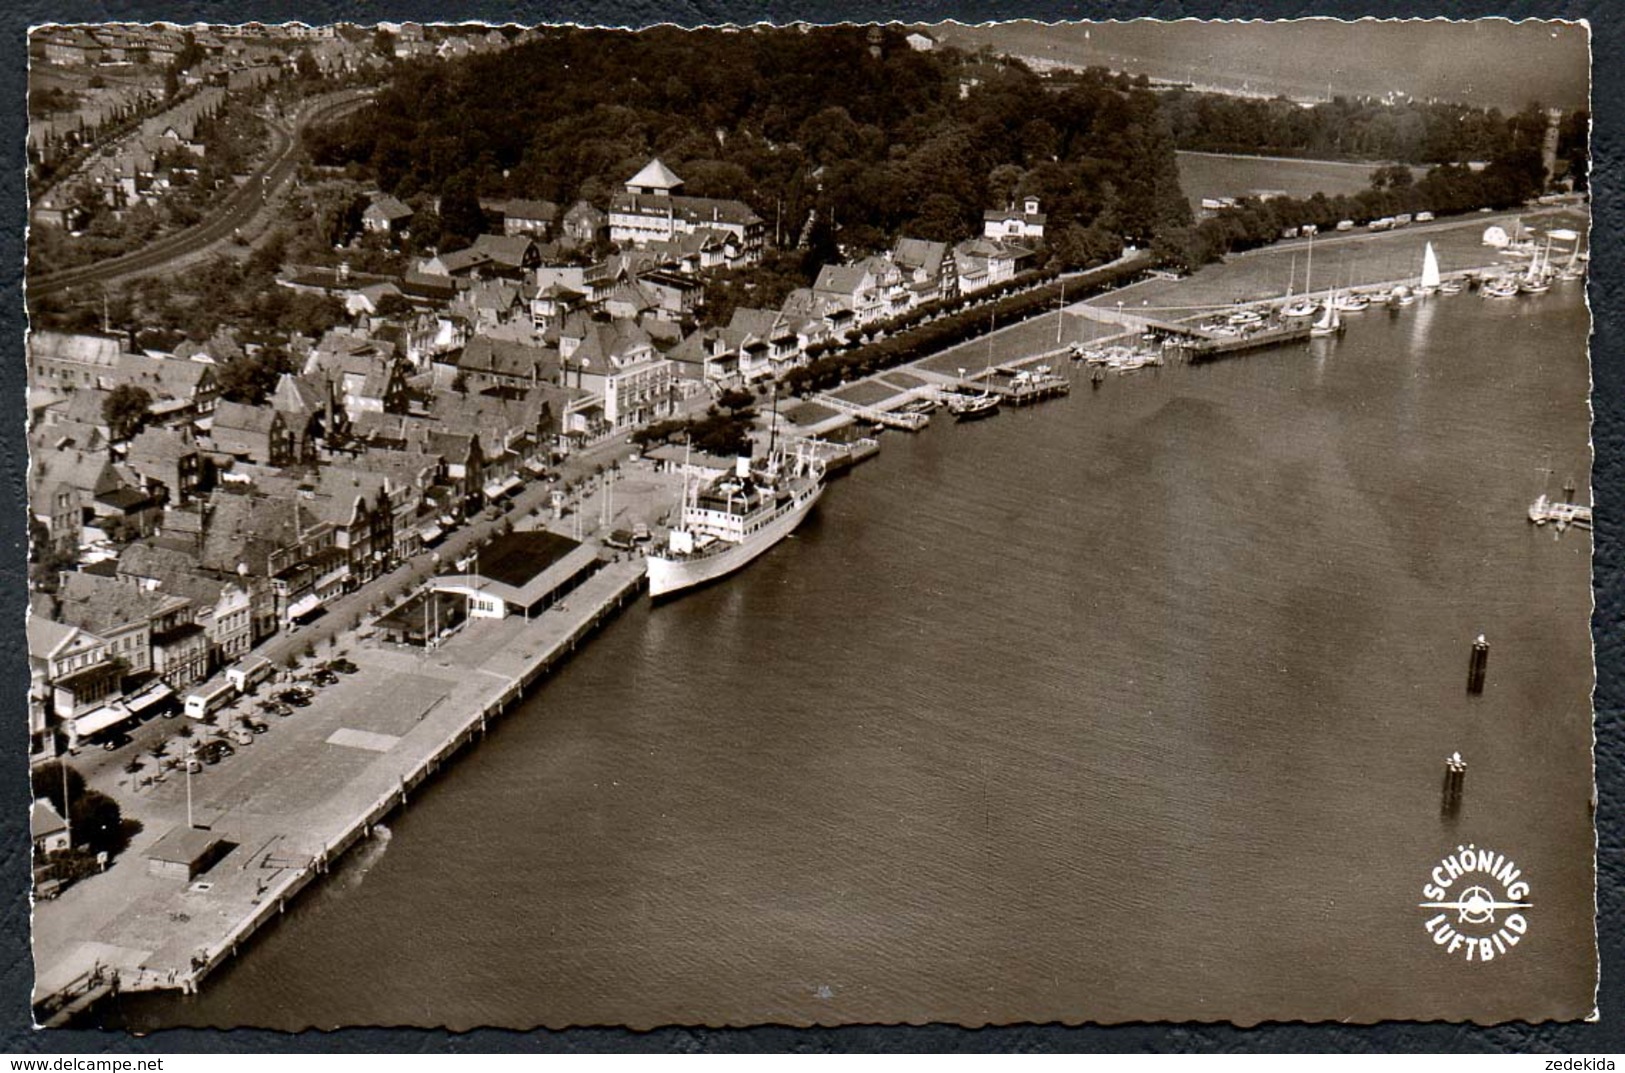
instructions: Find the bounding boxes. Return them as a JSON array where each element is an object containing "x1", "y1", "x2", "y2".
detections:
[{"x1": 735, "y1": 456, "x2": 750, "y2": 479}]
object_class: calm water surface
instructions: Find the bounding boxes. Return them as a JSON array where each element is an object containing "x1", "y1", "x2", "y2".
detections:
[{"x1": 121, "y1": 284, "x2": 1595, "y2": 1029}]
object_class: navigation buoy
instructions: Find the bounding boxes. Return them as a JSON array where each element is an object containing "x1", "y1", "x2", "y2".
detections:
[
  {"x1": 1468, "y1": 634, "x2": 1490, "y2": 694},
  {"x1": 1442, "y1": 751, "x2": 1467, "y2": 816}
]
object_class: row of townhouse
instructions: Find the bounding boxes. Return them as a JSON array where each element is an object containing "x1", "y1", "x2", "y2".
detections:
[
  {"x1": 28, "y1": 565, "x2": 228, "y2": 756},
  {"x1": 658, "y1": 231, "x2": 1034, "y2": 393},
  {"x1": 808, "y1": 233, "x2": 1036, "y2": 330}
]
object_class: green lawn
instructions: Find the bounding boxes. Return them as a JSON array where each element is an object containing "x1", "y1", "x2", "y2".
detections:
[{"x1": 1177, "y1": 151, "x2": 1418, "y2": 209}]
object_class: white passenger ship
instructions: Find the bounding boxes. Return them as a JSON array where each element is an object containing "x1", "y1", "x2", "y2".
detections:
[{"x1": 647, "y1": 449, "x2": 826, "y2": 598}]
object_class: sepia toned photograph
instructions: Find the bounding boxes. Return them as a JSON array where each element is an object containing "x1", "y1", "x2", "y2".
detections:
[{"x1": 23, "y1": 17, "x2": 1595, "y2": 1032}]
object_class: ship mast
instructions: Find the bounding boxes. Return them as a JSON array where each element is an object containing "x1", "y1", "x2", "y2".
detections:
[{"x1": 767, "y1": 379, "x2": 779, "y2": 460}]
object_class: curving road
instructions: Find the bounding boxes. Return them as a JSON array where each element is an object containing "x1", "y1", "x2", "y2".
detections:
[{"x1": 30, "y1": 89, "x2": 376, "y2": 298}]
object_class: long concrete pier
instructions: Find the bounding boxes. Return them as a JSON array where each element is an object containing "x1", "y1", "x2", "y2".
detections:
[{"x1": 31, "y1": 556, "x2": 647, "y2": 1021}]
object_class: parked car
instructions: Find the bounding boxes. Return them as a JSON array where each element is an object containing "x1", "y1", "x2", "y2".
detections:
[
  {"x1": 245, "y1": 719, "x2": 270, "y2": 734},
  {"x1": 229, "y1": 728, "x2": 254, "y2": 746},
  {"x1": 278, "y1": 689, "x2": 312, "y2": 708},
  {"x1": 326, "y1": 658, "x2": 359, "y2": 675},
  {"x1": 99, "y1": 732, "x2": 133, "y2": 751},
  {"x1": 311, "y1": 670, "x2": 339, "y2": 687}
]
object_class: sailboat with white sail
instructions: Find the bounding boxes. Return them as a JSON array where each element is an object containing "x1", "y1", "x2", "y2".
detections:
[
  {"x1": 1309, "y1": 294, "x2": 1344, "y2": 337},
  {"x1": 1418, "y1": 241, "x2": 1442, "y2": 296},
  {"x1": 1519, "y1": 234, "x2": 1553, "y2": 294}
]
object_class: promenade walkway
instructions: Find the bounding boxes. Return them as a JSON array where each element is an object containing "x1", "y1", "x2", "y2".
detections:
[{"x1": 33, "y1": 558, "x2": 647, "y2": 1005}]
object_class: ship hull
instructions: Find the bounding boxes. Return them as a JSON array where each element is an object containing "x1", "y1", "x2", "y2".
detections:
[
  {"x1": 647, "y1": 483, "x2": 825, "y2": 598},
  {"x1": 952, "y1": 400, "x2": 1000, "y2": 421}
]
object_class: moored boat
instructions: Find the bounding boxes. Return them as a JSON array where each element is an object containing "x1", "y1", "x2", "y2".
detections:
[
  {"x1": 948, "y1": 390, "x2": 1001, "y2": 420},
  {"x1": 647, "y1": 449, "x2": 826, "y2": 598},
  {"x1": 1309, "y1": 296, "x2": 1344, "y2": 337}
]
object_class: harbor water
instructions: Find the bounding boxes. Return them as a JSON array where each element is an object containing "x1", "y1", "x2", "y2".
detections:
[{"x1": 116, "y1": 284, "x2": 1595, "y2": 1029}]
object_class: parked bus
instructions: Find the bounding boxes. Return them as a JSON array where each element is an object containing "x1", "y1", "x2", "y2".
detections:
[
  {"x1": 183, "y1": 678, "x2": 238, "y2": 721},
  {"x1": 225, "y1": 656, "x2": 275, "y2": 695}
]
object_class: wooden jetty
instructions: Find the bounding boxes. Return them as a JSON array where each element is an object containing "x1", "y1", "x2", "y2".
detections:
[{"x1": 816, "y1": 393, "x2": 931, "y2": 431}]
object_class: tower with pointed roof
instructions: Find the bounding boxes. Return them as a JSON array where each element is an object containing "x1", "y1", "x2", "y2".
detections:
[{"x1": 625, "y1": 158, "x2": 685, "y2": 197}]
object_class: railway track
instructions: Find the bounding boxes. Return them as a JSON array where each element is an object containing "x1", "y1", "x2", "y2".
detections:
[{"x1": 30, "y1": 89, "x2": 375, "y2": 298}]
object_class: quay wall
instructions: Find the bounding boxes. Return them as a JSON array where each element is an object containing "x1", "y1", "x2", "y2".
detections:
[{"x1": 123, "y1": 560, "x2": 648, "y2": 1001}]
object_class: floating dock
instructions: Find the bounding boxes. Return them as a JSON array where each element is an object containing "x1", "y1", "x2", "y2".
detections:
[
  {"x1": 1528, "y1": 494, "x2": 1592, "y2": 531},
  {"x1": 797, "y1": 435, "x2": 881, "y2": 476},
  {"x1": 961, "y1": 364, "x2": 1072, "y2": 406},
  {"x1": 1171, "y1": 322, "x2": 1316, "y2": 362}
]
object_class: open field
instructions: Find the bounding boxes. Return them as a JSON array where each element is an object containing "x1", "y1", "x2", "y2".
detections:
[{"x1": 1176, "y1": 150, "x2": 1417, "y2": 209}]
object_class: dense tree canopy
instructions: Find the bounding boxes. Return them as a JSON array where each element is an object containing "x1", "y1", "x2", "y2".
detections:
[
  {"x1": 1162, "y1": 90, "x2": 1587, "y2": 179},
  {"x1": 103, "y1": 385, "x2": 152, "y2": 442},
  {"x1": 303, "y1": 26, "x2": 1194, "y2": 258},
  {"x1": 1158, "y1": 152, "x2": 1555, "y2": 271},
  {"x1": 33, "y1": 761, "x2": 133, "y2": 857}
]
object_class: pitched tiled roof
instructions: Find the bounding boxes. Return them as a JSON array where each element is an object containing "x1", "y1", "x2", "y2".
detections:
[
  {"x1": 364, "y1": 195, "x2": 414, "y2": 223},
  {"x1": 113, "y1": 353, "x2": 214, "y2": 399},
  {"x1": 471, "y1": 234, "x2": 536, "y2": 269},
  {"x1": 813, "y1": 263, "x2": 873, "y2": 298},
  {"x1": 563, "y1": 200, "x2": 605, "y2": 226},
  {"x1": 30, "y1": 330, "x2": 124, "y2": 369},
  {"x1": 729, "y1": 307, "x2": 795, "y2": 339},
  {"x1": 430, "y1": 248, "x2": 493, "y2": 275},
  {"x1": 199, "y1": 493, "x2": 318, "y2": 575},
  {"x1": 272, "y1": 373, "x2": 327, "y2": 415},
  {"x1": 502, "y1": 199, "x2": 558, "y2": 223},
  {"x1": 571, "y1": 319, "x2": 654, "y2": 369},
  {"x1": 60, "y1": 388, "x2": 112, "y2": 427},
  {"x1": 57, "y1": 570, "x2": 187, "y2": 633},
  {"x1": 955, "y1": 237, "x2": 1038, "y2": 262},
  {"x1": 455, "y1": 278, "x2": 523, "y2": 313},
  {"x1": 893, "y1": 237, "x2": 950, "y2": 276},
  {"x1": 26, "y1": 615, "x2": 84, "y2": 661},
  {"x1": 212, "y1": 400, "x2": 280, "y2": 436},
  {"x1": 459, "y1": 336, "x2": 559, "y2": 380},
  {"x1": 127, "y1": 426, "x2": 198, "y2": 466}
]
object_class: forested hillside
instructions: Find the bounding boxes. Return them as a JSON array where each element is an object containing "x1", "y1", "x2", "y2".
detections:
[{"x1": 302, "y1": 25, "x2": 1192, "y2": 262}]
